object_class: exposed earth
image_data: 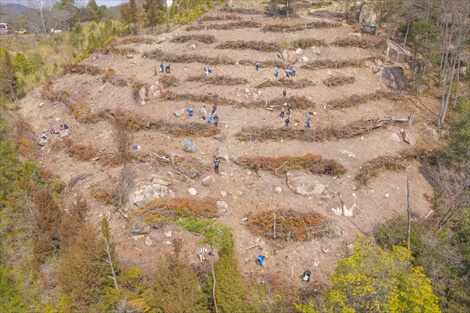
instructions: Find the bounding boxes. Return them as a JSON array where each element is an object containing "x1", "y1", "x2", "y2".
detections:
[{"x1": 17, "y1": 2, "x2": 445, "y2": 291}]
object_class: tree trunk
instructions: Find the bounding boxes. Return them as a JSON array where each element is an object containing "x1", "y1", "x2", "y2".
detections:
[
  {"x1": 286, "y1": 0, "x2": 290, "y2": 19},
  {"x1": 453, "y1": 54, "x2": 461, "y2": 108},
  {"x1": 104, "y1": 237, "x2": 119, "y2": 289},
  {"x1": 406, "y1": 166, "x2": 411, "y2": 251},
  {"x1": 211, "y1": 252, "x2": 218, "y2": 313},
  {"x1": 403, "y1": 20, "x2": 410, "y2": 47}
]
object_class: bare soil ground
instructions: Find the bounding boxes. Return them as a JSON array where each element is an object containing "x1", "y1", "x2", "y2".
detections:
[{"x1": 18, "y1": 3, "x2": 444, "y2": 291}]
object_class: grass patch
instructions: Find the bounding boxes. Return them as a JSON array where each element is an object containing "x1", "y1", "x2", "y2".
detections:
[
  {"x1": 323, "y1": 76, "x2": 355, "y2": 87},
  {"x1": 186, "y1": 20, "x2": 262, "y2": 31},
  {"x1": 171, "y1": 34, "x2": 215, "y2": 44},
  {"x1": 186, "y1": 75, "x2": 248, "y2": 85},
  {"x1": 247, "y1": 209, "x2": 330, "y2": 241},
  {"x1": 256, "y1": 78, "x2": 315, "y2": 89},
  {"x1": 237, "y1": 153, "x2": 346, "y2": 176},
  {"x1": 262, "y1": 21, "x2": 340, "y2": 32}
]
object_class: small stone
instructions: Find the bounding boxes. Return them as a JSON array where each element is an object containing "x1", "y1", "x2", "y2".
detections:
[
  {"x1": 247, "y1": 171, "x2": 252, "y2": 175},
  {"x1": 391, "y1": 133, "x2": 401, "y2": 142},
  {"x1": 385, "y1": 194, "x2": 389, "y2": 198},
  {"x1": 275, "y1": 187, "x2": 282, "y2": 194},
  {"x1": 347, "y1": 244, "x2": 354, "y2": 250},
  {"x1": 220, "y1": 190, "x2": 227, "y2": 197},
  {"x1": 164, "y1": 231, "x2": 172, "y2": 238},
  {"x1": 174, "y1": 109, "x2": 185, "y2": 117},
  {"x1": 145, "y1": 236, "x2": 153, "y2": 246},
  {"x1": 202, "y1": 175, "x2": 215, "y2": 186},
  {"x1": 39, "y1": 102, "x2": 44, "y2": 107},
  {"x1": 55, "y1": 117, "x2": 60, "y2": 121},
  {"x1": 216, "y1": 200, "x2": 228, "y2": 212},
  {"x1": 188, "y1": 188, "x2": 197, "y2": 196}
]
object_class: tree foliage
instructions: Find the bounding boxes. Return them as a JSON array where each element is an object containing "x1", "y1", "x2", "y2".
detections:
[
  {"x1": 447, "y1": 99, "x2": 470, "y2": 162},
  {"x1": 323, "y1": 236, "x2": 440, "y2": 313}
]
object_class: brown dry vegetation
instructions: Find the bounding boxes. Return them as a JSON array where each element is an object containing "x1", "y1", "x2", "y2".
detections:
[
  {"x1": 198, "y1": 15, "x2": 241, "y2": 22},
  {"x1": 102, "y1": 68, "x2": 128, "y2": 86},
  {"x1": 332, "y1": 37, "x2": 385, "y2": 49},
  {"x1": 171, "y1": 34, "x2": 216, "y2": 44},
  {"x1": 325, "y1": 90, "x2": 404, "y2": 109},
  {"x1": 301, "y1": 57, "x2": 377, "y2": 70},
  {"x1": 236, "y1": 154, "x2": 346, "y2": 176},
  {"x1": 186, "y1": 75, "x2": 248, "y2": 85},
  {"x1": 159, "y1": 75, "x2": 179, "y2": 88},
  {"x1": 117, "y1": 36, "x2": 154, "y2": 45},
  {"x1": 102, "y1": 46, "x2": 138, "y2": 55},
  {"x1": 236, "y1": 118, "x2": 407, "y2": 142},
  {"x1": 63, "y1": 63, "x2": 101, "y2": 75},
  {"x1": 133, "y1": 198, "x2": 219, "y2": 223},
  {"x1": 215, "y1": 38, "x2": 327, "y2": 52},
  {"x1": 322, "y1": 76, "x2": 355, "y2": 87},
  {"x1": 261, "y1": 21, "x2": 341, "y2": 32},
  {"x1": 246, "y1": 209, "x2": 330, "y2": 241},
  {"x1": 186, "y1": 20, "x2": 262, "y2": 31},
  {"x1": 256, "y1": 78, "x2": 315, "y2": 89}
]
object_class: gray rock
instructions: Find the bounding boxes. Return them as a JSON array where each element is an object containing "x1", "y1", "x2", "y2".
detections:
[
  {"x1": 275, "y1": 186, "x2": 282, "y2": 194},
  {"x1": 311, "y1": 46, "x2": 321, "y2": 55},
  {"x1": 59, "y1": 129, "x2": 70, "y2": 138},
  {"x1": 371, "y1": 65, "x2": 381, "y2": 74},
  {"x1": 375, "y1": 66, "x2": 405, "y2": 91},
  {"x1": 459, "y1": 52, "x2": 470, "y2": 66},
  {"x1": 138, "y1": 86, "x2": 146, "y2": 101},
  {"x1": 213, "y1": 147, "x2": 229, "y2": 162},
  {"x1": 148, "y1": 85, "x2": 156, "y2": 96},
  {"x1": 383, "y1": 39, "x2": 411, "y2": 63},
  {"x1": 282, "y1": 49, "x2": 298, "y2": 63},
  {"x1": 145, "y1": 236, "x2": 153, "y2": 246},
  {"x1": 133, "y1": 184, "x2": 175, "y2": 207},
  {"x1": 401, "y1": 130, "x2": 415, "y2": 146},
  {"x1": 423, "y1": 123, "x2": 438, "y2": 140},
  {"x1": 358, "y1": 2, "x2": 378, "y2": 25},
  {"x1": 216, "y1": 200, "x2": 228, "y2": 212},
  {"x1": 348, "y1": 32, "x2": 362, "y2": 40},
  {"x1": 182, "y1": 142, "x2": 196, "y2": 153},
  {"x1": 174, "y1": 108, "x2": 185, "y2": 117},
  {"x1": 295, "y1": 47, "x2": 303, "y2": 55},
  {"x1": 391, "y1": 132, "x2": 401, "y2": 142},
  {"x1": 202, "y1": 175, "x2": 215, "y2": 186},
  {"x1": 301, "y1": 56, "x2": 309, "y2": 62},
  {"x1": 38, "y1": 138, "x2": 47, "y2": 146},
  {"x1": 286, "y1": 173, "x2": 325, "y2": 196},
  {"x1": 189, "y1": 43, "x2": 196, "y2": 50},
  {"x1": 220, "y1": 190, "x2": 227, "y2": 197},
  {"x1": 188, "y1": 188, "x2": 197, "y2": 196},
  {"x1": 177, "y1": 166, "x2": 198, "y2": 179}
]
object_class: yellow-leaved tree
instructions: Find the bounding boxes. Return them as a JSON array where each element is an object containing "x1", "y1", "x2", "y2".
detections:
[{"x1": 322, "y1": 236, "x2": 440, "y2": 313}]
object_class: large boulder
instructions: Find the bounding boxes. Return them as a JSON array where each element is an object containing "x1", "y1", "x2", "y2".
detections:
[
  {"x1": 182, "y1": 141, "x2": 196, "y2": 153},
  {"x1": 375, "y1": 66, "x2": 406, "y2": 91},
  {"x1": 133, "y1": 183, "x2": 175, "y2": 207},
  {"x1": 177, "y1": 166, "x2": 198, "y2": 179},
  {"x1": 383, "y1": 39, "x2": 411, "y2": 63},
  {"x1": 286, "y1": 173, "x2": 325, "y2": 197},
  {"x1": 213, "y1": 147, "x2": 229, "y2": 162},
  {"x1": 358, "y1": 2, "x2": 378, "y2": 24},
  {"x1": 281, "y1": 49, "x2": 298, "y2": 64}
]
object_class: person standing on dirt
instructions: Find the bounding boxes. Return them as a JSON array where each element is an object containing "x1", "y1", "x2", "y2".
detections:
[
  {"x1": 285, "y1": 117, "x2": 290, "y2": 127},
  {"x1": 256, "y1": 255, "x2": 266, "y2": 267},
  {"x1": 285, "y1": 69, "x2": 290, "y2": 77},
  {"x1": 211, "y1": 104, "x2": 217, "y2": 114},
  {"x1": 282, "y1": 89, "x2": 287, "y2": 97},
  {"x1": 256, "y1": 61, "x2": 260, "y2": 71},
  {"x1": 287, "y1": 105, "x2": 292, "y2": 117},
  {"x1": 214, "y1": 158, "x2": 220, "y2": 174},
  {"x1": 291, "y1": 67, "x2": 296, "y2": 77},
  {"x1": 280, "y1": 107, "x2": 285, "y2": 118},
  {"x1": 275, "y1": 67, "x2": 279, "y2": 78},
  {"x1": 204, "y1": 68, "x2": 209, "y2": 77},
  {"x1": 306, "y1": 118, "x2": 311, "y2": 129},
  {"x1": 160, "y1": 63, "x2": 164, "y2": 73},
  {"x1": 165, "y1": 65, "x2": 171, "y2": 73},
  {"x1": 213, "y1": 113, "x2": 219, "y2": 127},
  {"x1": 187, "y1": 107, "x2": 194, "y2": 117},
  {"x1": 201, "y1": 105, "x2": 207, "y2": 120},
  {"x1": 207, "y1": 113, "x2": 212, "y2": 124},
  {"x1": 302, "y1": 270, "x2": 311, "y2": 282}
]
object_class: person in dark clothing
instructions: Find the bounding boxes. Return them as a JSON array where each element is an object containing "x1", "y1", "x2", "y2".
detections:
[
  {"x1": 160, "y1": 63, "x2": 164, "y2": 73},
  {"x1": 280, "y1": 107, "x2": 285, "y2": 118},
  {"x1": 291, "y1": 67, "x2": 296, "y2": 76},
  {"x1": 187, "y1": 108, "x2": 194, "y2": 117},
  {"x1": 302, "y1": 270, "x2": 311, "y2": 282},
  {"x1": 285, "y1": 117, "x2": 290, "y2": 127},
  {"x1": 282, "y1": 89, "x2": 286, "y2": 97},
  {"x1": 306, "y1": 118, "x2": 311, "y2": 129},
  {"x1": 213, "y1": 114, "x2": 219, "y2": 127},
  {"x1": 275, "y1": 67, "x2": 279, "y2": 78},
  {"x1": 165, "y1": 65, "x2": 171, "y2": 73},
  {"x1": 214, "y1": 158, "x2": 220, "y2": 174},
  {"x1": 256, "y1": 255, "x2": 266, "y2": 267},
  {"x1": 212, "y1": 104, "x2": 217, "y2": 114},
  {"x1": 256, "y1": 61, "x2": 260, "y2": 71}
]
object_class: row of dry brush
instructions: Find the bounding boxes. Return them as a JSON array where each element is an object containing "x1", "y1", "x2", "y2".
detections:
[
  {"x1": 322, "y1": 76, "x2": 355, "y2": 87},
  {"x1": 159, "y1": 75, "x2": 179, "y2": 88},
  {"x1": 247, "y1": 209, "x2": 330, "y2": 241},
  {"x1": 171, "y1": 34, "x2": 215, "y2": 44},
  {"x1": 133, "y1": 198, "x2": 219, "y2": 223},
  {"x1": 256, "y1": 78, "x2": 315, "y2": 89},
  {"x1": 236, "y1": 154, "x2": 346, "y2": 176},
  {"x1": 236, "y1": 118, "x2": 409, "y2": 142},
  {"x1": 187, "y1": 20, "x2": 262, "y2": 31},
  {"x1": 332, "y1": 37, "x2": 385, "y2": 49},
  {"x1": 117, "y1": 36, "x2": 154, "y2": 45},
  {"x1": 261, "y1": 21, "x2": 341, "y2": 32},
  {"x1": 301, "y1": 56, "x2": 376, "y2": 70},
  {"x1": 215, "y1": 38, "x2": 327, "y2": 52},
  {"x1": 101, "y1": 46, "x2": 138, "y2": 56},
  {"x1": 325, "y1": 90, "x2": 404, "y2": 109},
  {"x1": 198, "y1": 15, "x2": 241, "y2": 22},
  {"x1": 161, "y1": 91, "x2": 317, "y2": 110},
  {"x1": 186, "y1": 75, "x2": 248, "y2": 85},
  {"x1": 63, "y1": 63, "x2": 101, "y2": 75}
]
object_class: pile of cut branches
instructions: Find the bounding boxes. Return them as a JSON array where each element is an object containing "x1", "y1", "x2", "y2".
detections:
[
  {"x1": 198, "y1": 15, "x2": 241, "y2": 22},
  {"x1": 186, "y1": 75, "x2": 248, "y2": 85},
  {"x1": 134, "y1": 198, "x2": 219, "y2": 223},
  {"x1": 159, "y1": 75, "x2": 179, "y2": 88},
  {"x1": 161, "y1": 91, "x2": 236, "y2": 106},
  {"x1": 246, "y1": 209, "x2": 330, "y2": 241},
  {"x1": 147, "y1": 120, "x2": 221, "y2": 137},
  {"x1": 105, "y1": 46, "x2": 138, "y2": 55},
  {"x1": 187, "y1": 20, "x2": 262, "y2": 31},
  {"x1": 256, "y1": 78, "x2": 315, "y2": 89},
  {"x1": 301, "y1": 58, "x2": 374, "y2": 70},
  {"x1": 63, "y1": 63, "x2": 101, "y2": 75},
  {"x1": 216, "y1": 40, "x2": 280, "y2": 52},
  {"x1": 171, "y1": 34, "x2": 215, "y2": 44},
  {"x1": 262, "y1": 21, "x2": 340, "y2": 32},
  {"x1": 236, "y1": 117, "x2": 410, "y2": 142},
  {"x1": 325, "y1": 90, "x2": 404, "y2": 109},
  {"x1": 248, "y1": 96, "x2": 316, "y2": 110},
  {"x1": 143, "y1": 49, "x2": 236, "y2": 65},
  {"x1": 236, "y1": 153, "x2": 346, "y2": 176},
  {"x1": 118, "y1": 36, "x2": 154, "y2": 45},
  {"x1": 322, "y1": 76, "x2": 355, "y2": 87},
  {"x1": 332, "y1": 37, "x2": 385, "y2": 49},
  {"x1": 293, "y1": 38, "x2": 328, "y2": 48}
]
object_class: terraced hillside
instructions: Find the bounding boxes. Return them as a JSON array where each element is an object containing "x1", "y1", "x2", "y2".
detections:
[{"x1": 17, "y1": 4, "x2": 444, "y2": 290}]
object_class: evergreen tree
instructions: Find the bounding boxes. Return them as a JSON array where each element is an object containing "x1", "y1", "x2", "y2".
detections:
[
  {"x1": 0, "y1": 49, "x2": 18, "y2": 101},
  {"x1": 143, "y1": 0, "x2": 165, "y2": 27}
]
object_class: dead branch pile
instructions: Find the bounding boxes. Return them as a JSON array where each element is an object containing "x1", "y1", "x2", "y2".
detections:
[
  {"x1": 246, "y1": 209, "x2": 330, "y2": 241},
  {"x1": 147, "y1": 120, "x2": 221, "y2": 137},
  {"x1": 216, "y1": 40, "x2": 281, "y2": 52},
  {"x1": 332, "y1": 37, "x2": 385, "y2": 49},
  {"x1": 236, "y1": 118, "x2": 409, "y2": 142},
  {"x1": 301, "y1": 57, "x2": 373, "y2": 70},
  {"x1": 63, "y1": 63, "x2": 101, "y2": 75},
  {"x1": 102, "y1": 68, "x2": 128, "y2": 86},
  {"x1": 106, "y1": 46, "x2": 138, "y2": 55},
  {"x1": 198, "y1": 15, "x2": 241, "y2": 22},
  {"x1": 171, "y1": 34, "x2": 215, "y2": 44},
  {"x1": 236, "y1": 154, "x2": 346, "y2": 176},
  {"x1": 143, "y1": 49, "x2": 236, "y2": 65},
  {"x1": 239, "y1": 59, "x2": 288, "y2": 68},
  {"x1": 262, "y1": 21, "x2": 340, "y2": 32},
  {"x1": 248, "y1": 96, "x2": 316, "y2": 110},
  {"x1": 187, "y1": 20, "x2": 262, "y2": 31},
  {"x1": 294, "y1": 38, "x2": 328, "y2": 48},
  {"x1": 118, "y1": 36, "x2": 154, "y2": 45},
  {"x1": 159, "y1": 75, "x2": 179, "y2": 88},
  {"x1": 256, "y1": 78, "x2": 315, "y2": 89},
  {"x1": 133, "y1": 198, "x2": 219, "y2": 223},
  {"x1": 325, "y1": 90, "x2": 404, "y2": 109},
  {"x1": 186, "y1": 75, "x2": 248, "y2": 85},
  {"x1": 161, "y1": 91, "x2": 236, "y2": 106},
  {"x1": 322, "y1": 76, "x2": 355, "y2": 87}
]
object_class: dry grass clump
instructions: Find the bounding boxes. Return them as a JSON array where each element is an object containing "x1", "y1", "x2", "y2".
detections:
[
  {"x1": 325, "y1": 90, "x2": 404, "y2": 109},
  {"x1": 198, "y1": 15, "x2": 241, "y2": 22},
  {"x1": 322, "y1": 76, "x2": 355, "y2": 87},
  {"x1": 236, "y1": 118, "x2": 404, "y2": 142},
  {"x1": 106, "y1": 46, "x2": 138, "y2": 55},
  {"x1": 249, "y1": 96, "x2": 316, "y2": 110},
  {"x1": 294, "y1": 38, "x2": 328, "y2": 48},
  {"x1": 333, "y1": 37, "x2": 385, "y2": 49},
  {"x1": 133, "y1": 198, "x2": 219, "y2": 223},
  {"x1": 256, "y1": 78, "x2": 315, "y2": 89},
  {"x1": 187, "y1": 20, "x2": 262, "y2": 31},
  {"x1": 102, "y1": 68, "x2": 128, "y2": 86},
  {"x1": 162, "y1": 91, "x2": 235, "y2": 106},
  {"x1": 262, "y1": 21, "x2": 340, "y2": 32},
  {"x1": 143, "y1": 49, "x2": 236, "y2": 65},
  {"x1": 171, "y1": 34, "x2": 215, "y2": 44},
  {"x1": 186, "y1": 75, "x2": 248, "y2": 85},
  {"x1": 246, "y1": 209, "x2": 330, "y2": 241},
  {"x1": 64, "y1": 63, "x2": 101, "y2": 75},
  {"x1": 159, "y1": 75, "x2": 179, "y2": 88},
  {"x1": 66, "y1": 144, "x2": 99, "y2": 161},
  {"x1": 237, "y1": 154, "x2": 346, "y2": 176},
  {"x1": 302, "y1": 58, "x2": 372, "y2": 70},
  {"x1": 216, "y1": 40, "x2": 281, "y2": 52},
  {"x1": 118, "y1": 36, "x2": 154, "y2": 45},
  {"x1": 147, "y1": 120, "x2": 220, "y2": 137}
]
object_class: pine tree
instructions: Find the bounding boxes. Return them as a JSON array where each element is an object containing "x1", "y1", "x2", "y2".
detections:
[
  {"x1": 143, "y1": 0, "x2": 165, "y2": 27},
  {"x1": 0, "y1": 49, "x2": 18, "y2": 101}
]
